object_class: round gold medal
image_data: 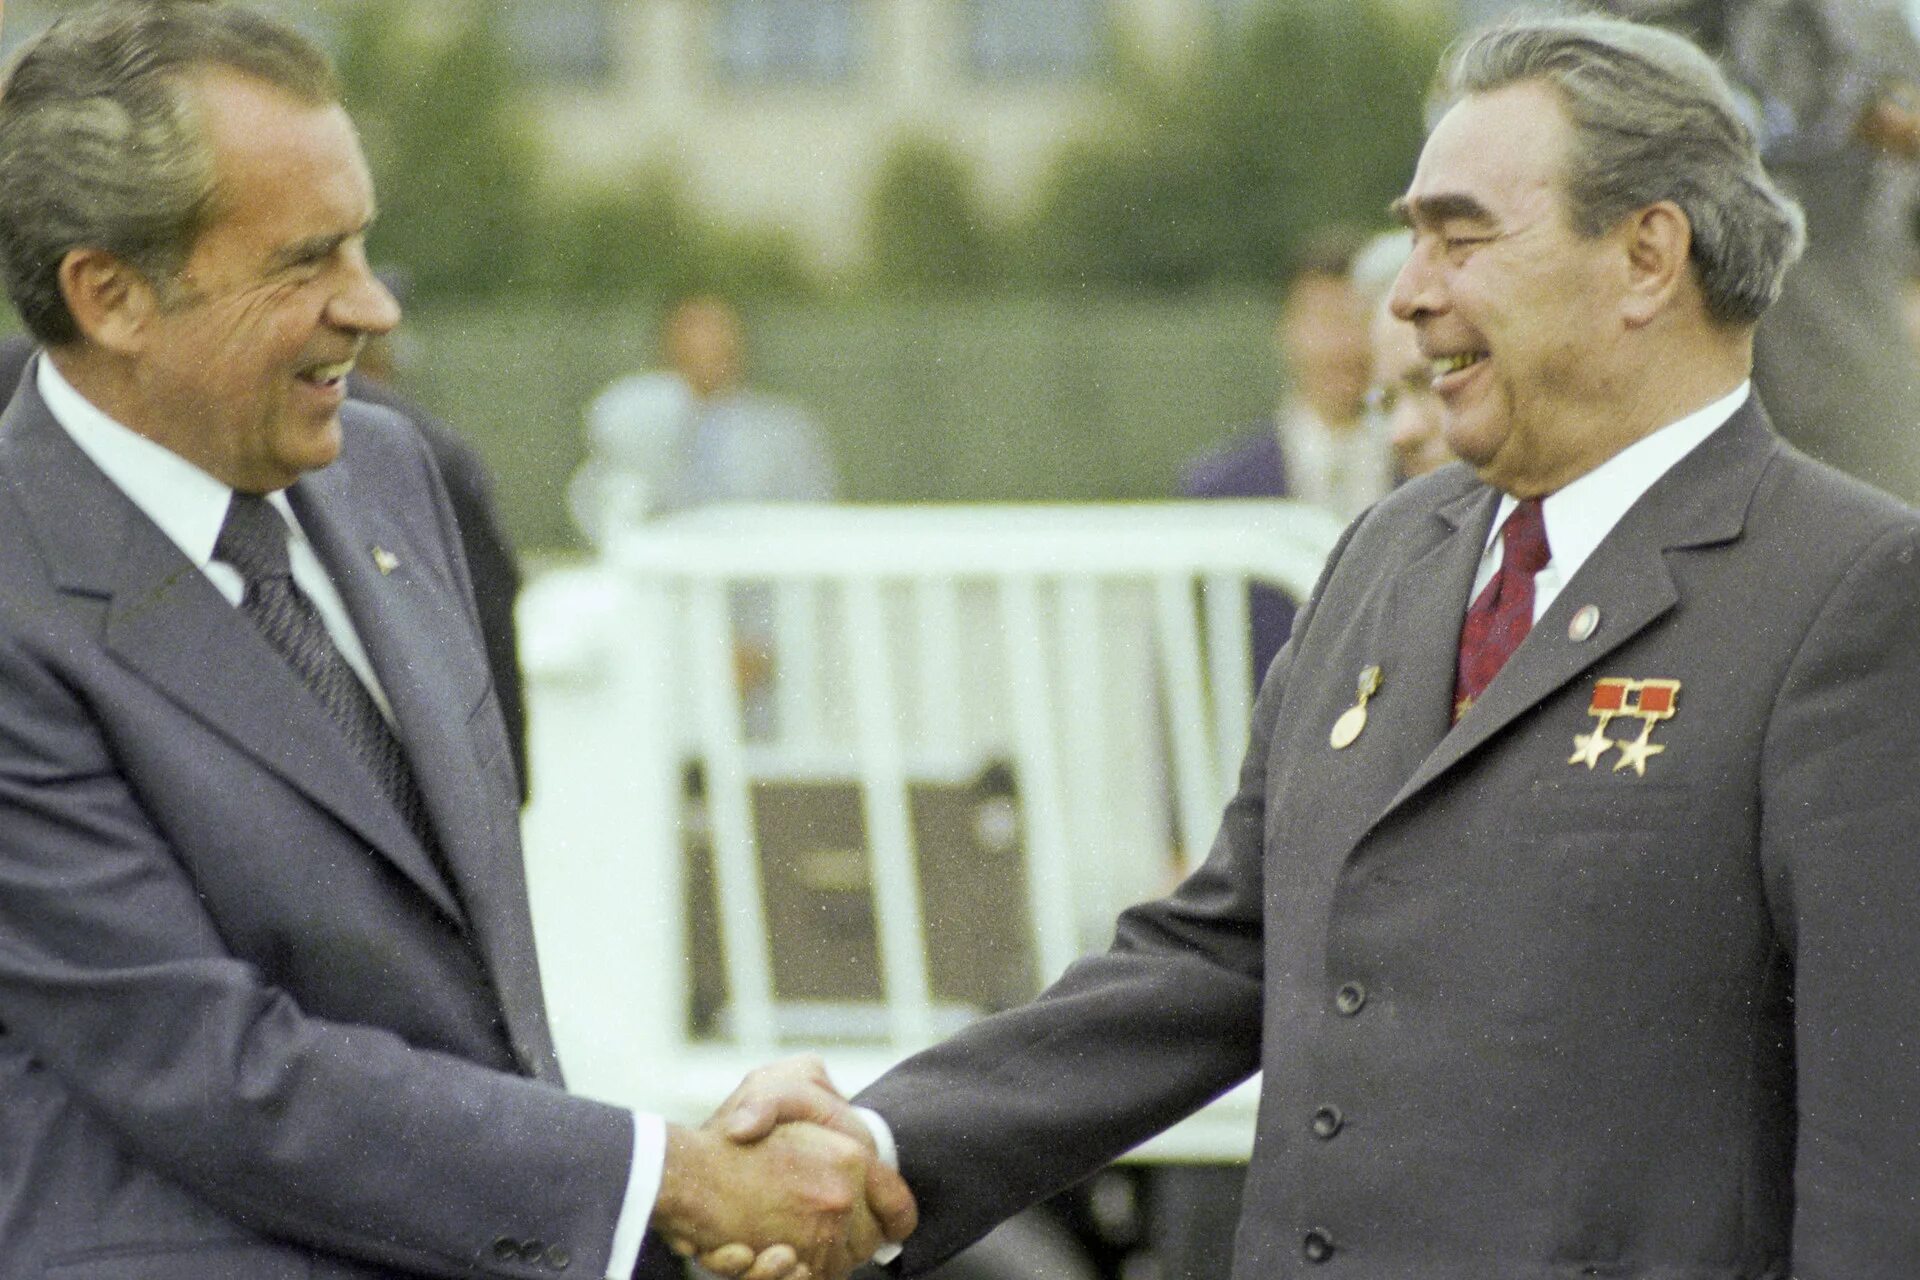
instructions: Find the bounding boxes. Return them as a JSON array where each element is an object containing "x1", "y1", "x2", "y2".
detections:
[{"x1": 1329, "y1": 704, "x2": 1367, "y2": 749}]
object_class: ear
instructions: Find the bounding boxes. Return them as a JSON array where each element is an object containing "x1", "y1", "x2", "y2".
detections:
[
  {"x1": 1618, "y1": 201, "x2": 1692, "y2": 328},
  {"x1": 56, "y1": 247, "x2": 162, "y2": 355}
]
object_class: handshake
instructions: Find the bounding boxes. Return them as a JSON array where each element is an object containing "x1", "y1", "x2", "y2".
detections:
[{"x1": 654, "y1": 1057, "x2": 916, "y2": 1280}]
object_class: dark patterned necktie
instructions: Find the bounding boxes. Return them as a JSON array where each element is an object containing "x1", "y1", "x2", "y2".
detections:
[
  {"x1": 215, "y1": 493, "x2": 441, "y2": 856},
  {"x1": 1454, "y1": 497, "x2": 1551, "y2": 721}
]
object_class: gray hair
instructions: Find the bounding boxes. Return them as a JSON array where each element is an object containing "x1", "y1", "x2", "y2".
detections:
[
  {"x1": 0, "y1": 1, "x2": 339, "y2": 344},
  {"x1": 1443, "y1": 14, "x2": 1804, "y2": 326}
]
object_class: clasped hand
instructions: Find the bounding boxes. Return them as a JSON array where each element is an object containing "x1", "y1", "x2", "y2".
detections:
[{"x1": 654, "y1": 1057, "x2": 915, "y2": 1280}]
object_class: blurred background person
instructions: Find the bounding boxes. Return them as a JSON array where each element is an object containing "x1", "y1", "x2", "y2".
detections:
[
  {"x1": 1181, "y1": 227, "x2": 1384, "y2": 523},
  {"x1": 1733, "y1": 0, "x2": 1920, "y2": 501},
  {"x1": 572, "y1": 293, "x2": 838, "y2": 541},
  {"x1": 1352, "y1": 228, "x2": 1456, "y2": 480},
  {"x1": 569, "y1": 294, "x2": 838, "y2": 738},
  {"x1": 1179, "y1": 227, "x2": 1387, "y2": 679}
]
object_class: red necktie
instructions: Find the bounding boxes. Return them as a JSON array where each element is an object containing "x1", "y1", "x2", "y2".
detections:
[{"x1": 1454, "y1": 497, "x2": 1550, "y2": 720}]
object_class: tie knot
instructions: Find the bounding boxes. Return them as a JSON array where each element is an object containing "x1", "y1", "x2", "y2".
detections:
[
  {"x1": 1501, "y1": 497, "x2": 1551, "y2": 576},
  {"x1": 214, "y1": 492, "x2": 293, "y2": 584}
]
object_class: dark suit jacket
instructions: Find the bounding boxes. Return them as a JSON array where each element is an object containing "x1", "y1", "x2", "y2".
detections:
[
  {"x1": 864, "y1": 399, "x2": 1920, "y2": 1278},
  {"x1": 1180, "y1": 426, "x2": 1297, "y2": 679},
  {"x1": 0, "y1": 382, "x2": 632, "y2": 1278}
]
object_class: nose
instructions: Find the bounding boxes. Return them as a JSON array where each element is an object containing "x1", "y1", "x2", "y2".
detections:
[
  {"x1": 327, "y1": 247, "x2": 401, "y2": 337},
  {"x1": 1387, "y1": 239, "x2": 1440, "y2": 323}
]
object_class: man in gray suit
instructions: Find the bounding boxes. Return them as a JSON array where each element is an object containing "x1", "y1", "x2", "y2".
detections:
[
  {"x1": 717, "y1": 14, "x2": 1920, "y2": 1279},
  {"x1": 0, "y1": 5, "x2": 908, "y2": 1279}
]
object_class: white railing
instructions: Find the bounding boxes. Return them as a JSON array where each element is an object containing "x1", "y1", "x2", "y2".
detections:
[{"x1": 520, "y1": 500, "x2": 1339, "y2": 1160}]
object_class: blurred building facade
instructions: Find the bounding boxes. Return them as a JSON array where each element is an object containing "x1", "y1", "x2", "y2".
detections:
[{"x1": 511, "y1": 0, "x2": 1430, "y2": 273}]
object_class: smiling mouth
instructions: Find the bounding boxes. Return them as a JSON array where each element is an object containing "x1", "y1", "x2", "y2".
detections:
[
  {"x1": 1431, "y1": 352, "x2": 1488, "y2": 378},
  {"x1": 296, "y1": 359, "x2": 354, "y2": 388}
]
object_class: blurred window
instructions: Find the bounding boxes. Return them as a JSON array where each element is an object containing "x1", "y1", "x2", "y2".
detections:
[
  {"x1": 504, "y1": 0, "x2": 617, "y2": 85},
  {"x1": 963, "y1": 0, "x2": 1106, "y2": 81},
  {"x1": 713, "y1": 0, "x2": 863, "y2": 85}
]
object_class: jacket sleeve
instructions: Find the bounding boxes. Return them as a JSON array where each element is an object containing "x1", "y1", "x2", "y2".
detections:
[
  {"x1": 0, "y1": 587, "x2": 633, "y2": 1280},
  {"x1": 854, "y1": 656, "x2": 1280, "y2": 1274},
  {"x1": 1759, "y1": 521, "x2": 1920, "y2": 1274}
]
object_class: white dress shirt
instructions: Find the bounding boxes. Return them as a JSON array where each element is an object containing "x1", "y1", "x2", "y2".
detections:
[
  {"x1": 1277, "y1": 401, "x2": 1395, "y2": 524},
  {"x1": 36, "y1": 354, "x2": 662, "y2": 1279},
  {"x1": 1470, "y1": 382, "x2": 1751, "y2": 619}
]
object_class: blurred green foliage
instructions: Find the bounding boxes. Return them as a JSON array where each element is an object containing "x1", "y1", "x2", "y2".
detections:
[
  {"x1": 868, "y1": 139, "x2": 1002, "y2": 295},
  {"x1": 875, "y1": 0, "x2": 1448, "y2": 293},
  {"x1": 334, "y1": 1, "x2": 541, "y2": 298},
  {"x1": 532, "y1": 179, "x2": 814, "y2": 301}
]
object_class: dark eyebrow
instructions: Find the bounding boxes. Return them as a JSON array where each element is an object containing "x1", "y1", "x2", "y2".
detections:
[{"x1": 1389, "y1": 192, "x2": 1497, "y2": 230}]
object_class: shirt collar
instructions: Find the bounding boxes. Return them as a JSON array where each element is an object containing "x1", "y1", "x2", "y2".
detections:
[
  {"x1": 37, "y1": 352, "x2": 297, "y2": 569},
  {"x1": 1486, "y1": 381, "x2": 1750, "y2": 580}
]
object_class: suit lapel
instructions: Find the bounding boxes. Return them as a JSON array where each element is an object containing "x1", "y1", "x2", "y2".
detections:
[
  {"x1": 289, "y1": 456, "x2": 493, "y2": 931},
  {"x1": 1313, "y1": 481, "x2": 1493, "y2": 846},
  {"x1": 1372, "y1": 403, "x2": 1778, "y2": 829},
  {"x1": 1, "y1": 386, "x2": 466, "y2": 923},
  {"x1": 293, "y1": 438, "x2": 550, "y2": 1074}
]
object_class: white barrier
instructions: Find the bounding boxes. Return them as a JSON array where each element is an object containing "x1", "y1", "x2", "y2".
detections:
[{"x1": 520, "y1": 500, "x2": 1339, "y2": 1160}]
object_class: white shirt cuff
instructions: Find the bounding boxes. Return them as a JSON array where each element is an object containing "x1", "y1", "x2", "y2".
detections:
[
  {"x1": 853, "y1": 1105, "x2": 898, "y2": 1170},
  {"x1": 852, "y1": 1107, "x2": 904, "y2": 1265},
  {"x1": 607, "y1": 1110, "x2": 665, "y2": 1279}
]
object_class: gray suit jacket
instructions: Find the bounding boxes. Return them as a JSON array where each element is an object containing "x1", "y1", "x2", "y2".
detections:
[
  {"x1": 0, "y1": 380, "x2": 632, "y2": 1278},
  {"x1": 860, "y1": 399, "x2": 1920, "y2": 1278}
]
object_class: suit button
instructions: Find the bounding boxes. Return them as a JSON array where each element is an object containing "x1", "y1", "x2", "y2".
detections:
[
  {"x1": 1334, "y1": 982, "x2": 1367, "y2": 1015},
  {"x1": 520, "y1": 1239, "x2": 548, "y2": 1264},
  {"x1": 490, "y1": 1236, "x2": 521, "y2": 1262},
  {"x1": 1310, "y1": 1104, "x2": 1344, "y2": 1139},
  {"x1": 545, "y1": 1244, "x2": 572, "y2": 1271},
  {"x1": 1303, "y1": 1228, "x2": 1336, "y2": 1263}
]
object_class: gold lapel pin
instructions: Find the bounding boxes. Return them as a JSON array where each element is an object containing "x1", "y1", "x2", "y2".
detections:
[
  {"x1": 371, "y1": 546, "x2": 400, "y2": 575},
  {"x1": 1568, "y1": 603, "x2": 1600, "y2": 643},
  {"x1": 1329, "y1": 665, "x2": 1383, "y2": 750}
]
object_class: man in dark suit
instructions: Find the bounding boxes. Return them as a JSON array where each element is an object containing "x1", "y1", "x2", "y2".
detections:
[
  {"x1": 0, "y1": 5, "x2": 908, "y2": 1279},
  {"x1": 716, "y1": 14, "x2": 1920, "y2": 1279}
]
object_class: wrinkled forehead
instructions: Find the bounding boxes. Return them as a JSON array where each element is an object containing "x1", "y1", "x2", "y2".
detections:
[{"x1": 1393, "y1": 83, "x2": 1573, "y2": 230}]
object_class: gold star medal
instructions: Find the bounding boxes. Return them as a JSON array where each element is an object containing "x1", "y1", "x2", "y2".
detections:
[
  {"x1": 1569, "y1": 676, "x2": 1629, "y2": 769},
  {"x1": 1329, "y1": 665, "x2": 1383, "y2": 750},
  {"x1": 371, "y1": 546, "x2": 400, "y2": 575},
  {"x1": 1612, "y1": 678, "x2": 1679, "y2": 776}
]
